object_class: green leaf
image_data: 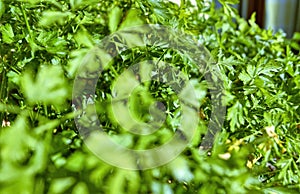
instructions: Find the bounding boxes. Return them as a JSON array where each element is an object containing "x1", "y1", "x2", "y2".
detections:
[
  {"x1": 238, "y1": 70, "x2": 252, "y2": 84},
  {"x1": 74, "y1": 29, "x2": 94, "y2": 48},
  {"x1": 151, "y1": 181, "x2": 173, "y2": 194},
  {"x1": 119, "y1": 9, "x2": 145, "y2": 30},
  {"x1": 48, "y1": 177, "x2": 76, "y2": 194},
  {"x1": 36, "y1": 31, "x2": 68, "y2": 55},
  {"x1": 7, "y1": 71, "x2": 20, "y2": 85},
  {"x1": 0, "y1": 24, "x2": 14, "y2": 44},
  {"x1": 0, "y1": 116, "x2": 34, "y2": 171},
  {"x1": 69, "y1": 0, "x2": 83, "y2": 9},
  {"x1": 227, "y1": 101, "x2": 245, "y2": 131},
  {"x1": 292, "y1": 32, "x2": 300, "y2": 41},
  {"x1": 39, "y1": 11, "x2": 74, "y2": 27},
  {"x1": 179, "y1": 79, "x2": 206, "y2": 108},
  {"x1": 64, "y1": 152, "x2": 85, "y2": 172},
  {"x1": 168, "y1": 156, "x2": 194, "y2": 182},
  {"x1": 108, "y1": 170, "x2": 127, "y2": 194},
  {"x1": 108, "y1": 6, "x2": 123, "y2": 32},
  {"x1": 0, "y1": 115, "x2": 50, "y2": 194},
  {"x1": 67, "y1": 48, "x2": 89, "y2": 77},
  {"x1": 21, "y1": 65, "x2": 69, "y2": 106},
  {"x1": 0, "y1": 0, "x2": 5, "y2": 19},
  {"x1": 219, "y1": 0, "x2": 240, "y2": 5},
  {"x1": 69, "y1": 0, "x2": 100, "y2": 9},
  {"x1": 72, "y1": 182, "x2": 89, "y2": 194}
]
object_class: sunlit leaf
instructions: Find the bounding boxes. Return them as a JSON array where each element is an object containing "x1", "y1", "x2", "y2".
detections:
[
  {"x1": 108, "y1": 6, "x2": 123, "y2": 32},
  {"x1": 0, "y1": 24, "x2": 14, "y2": 44},
  {"x1": 21, "y1": 65, "x2": 69, "y2": 106},
  {"x1": 39, "y1": 11, "x2": 74, "y2": 27}
]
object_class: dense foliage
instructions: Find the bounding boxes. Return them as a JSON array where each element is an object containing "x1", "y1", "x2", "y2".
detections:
[{"x1": 0, "y1": 0, "x2": 299, "y2": 193}]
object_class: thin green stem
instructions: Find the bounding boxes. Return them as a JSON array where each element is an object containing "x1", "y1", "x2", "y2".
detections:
[
  {"x1": 0, "y1": 69, "x2": 7, "y2": 122},
  {"x1": 20, "y1": 3, "x2": 33, "y2": 40},
  {"x1": 44, "y1": 104, "x2": 48, "y2": 117}
]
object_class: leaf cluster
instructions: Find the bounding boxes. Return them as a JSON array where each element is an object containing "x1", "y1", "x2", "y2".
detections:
[{"x1": 0, "y1": 0, "x2": 299, "y2": 193}]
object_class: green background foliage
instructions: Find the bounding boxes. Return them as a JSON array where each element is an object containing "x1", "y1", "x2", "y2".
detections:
[{"x1": 0, "y1": 0, "x2": 299, "y2": 193}]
